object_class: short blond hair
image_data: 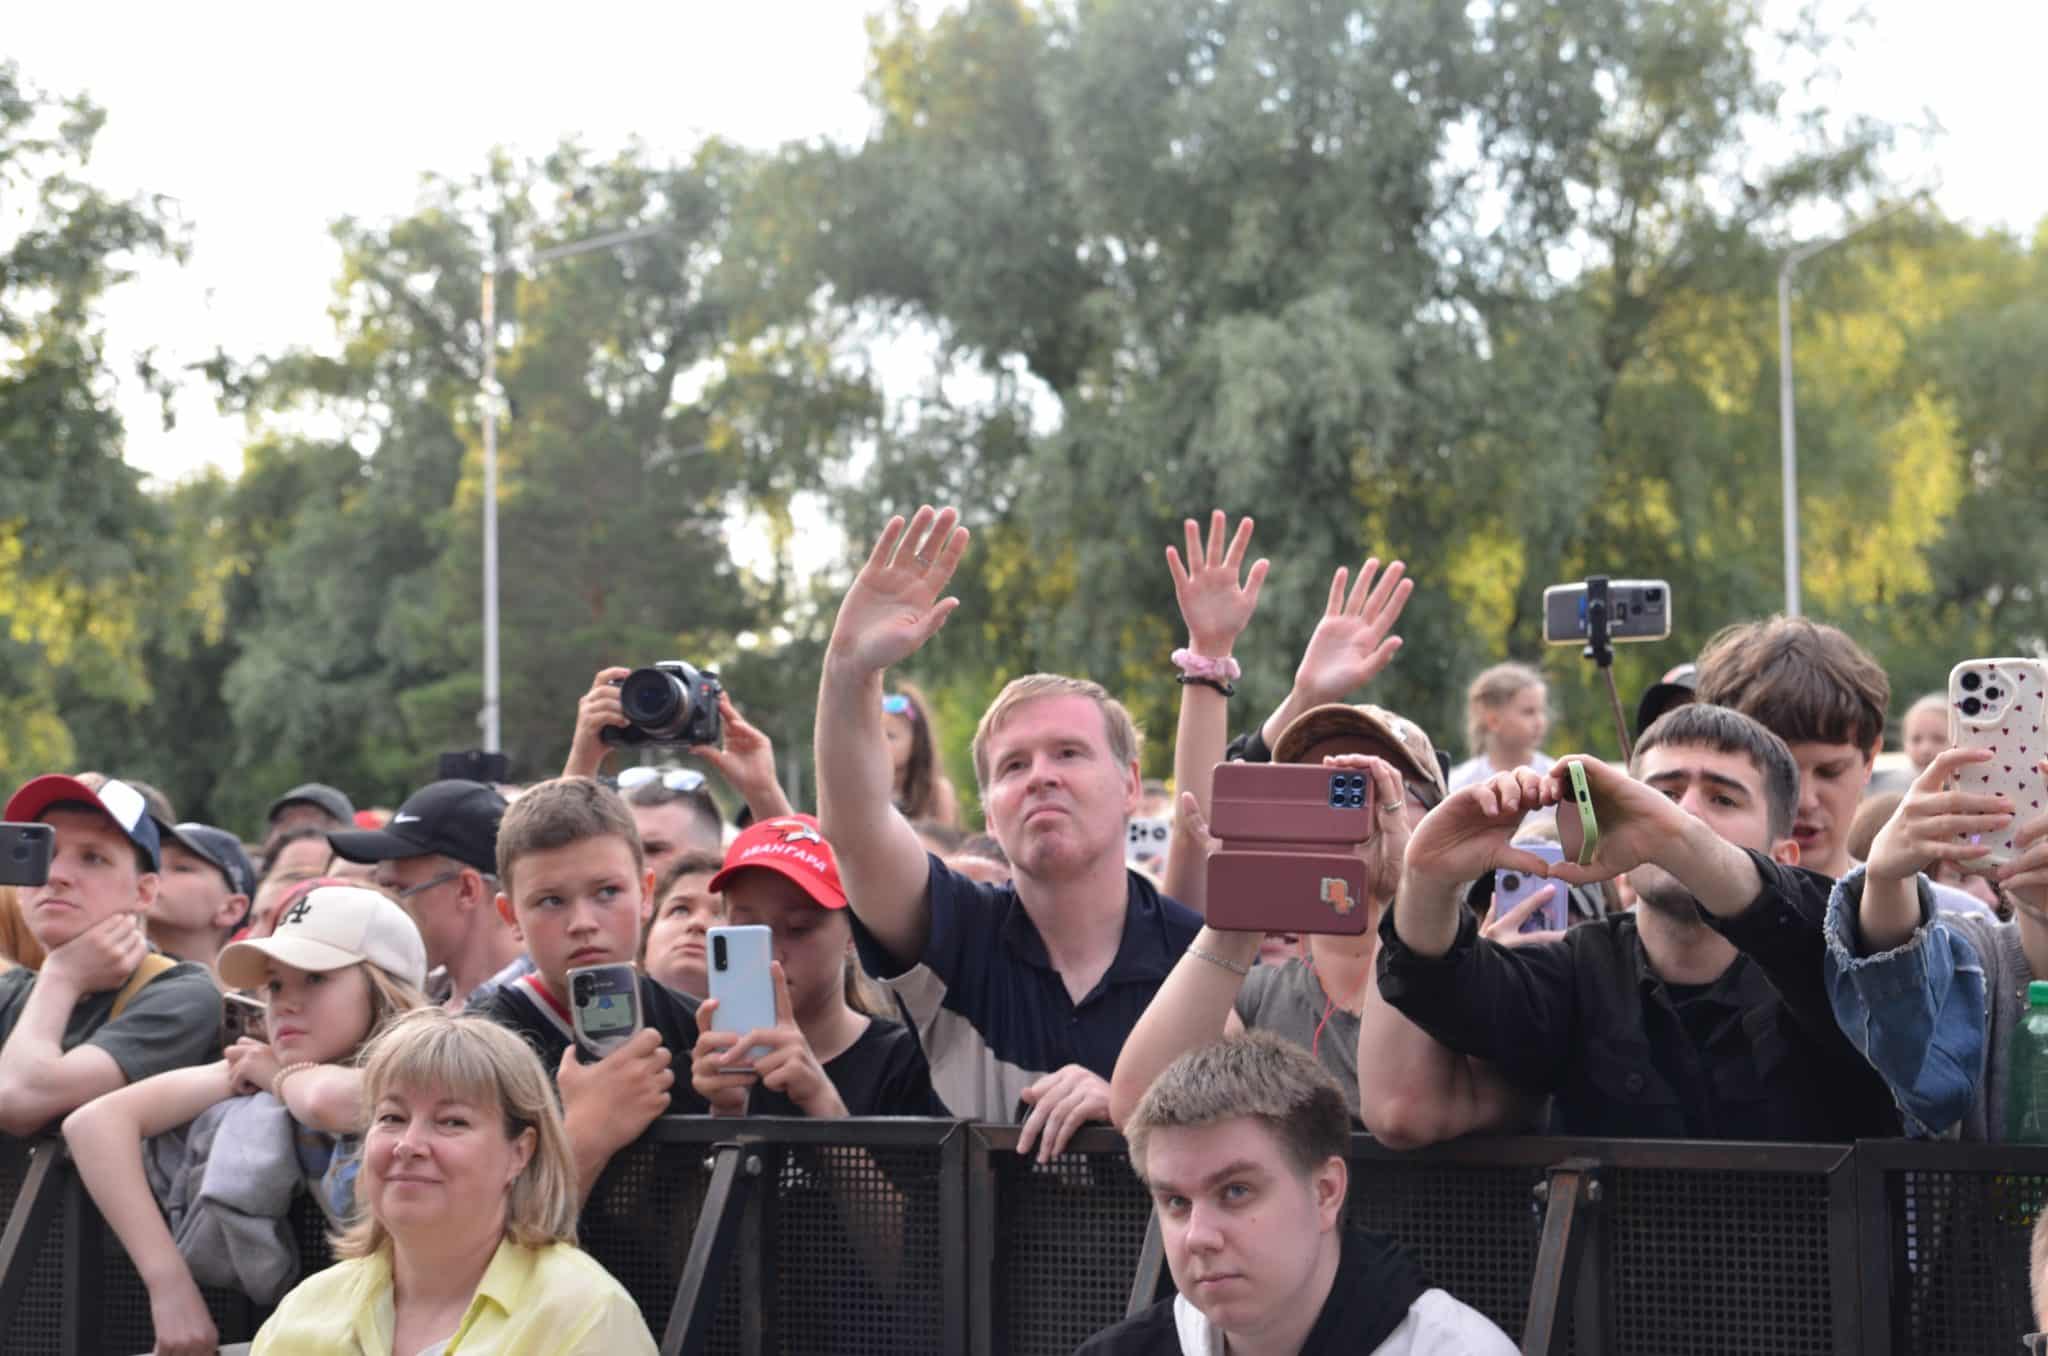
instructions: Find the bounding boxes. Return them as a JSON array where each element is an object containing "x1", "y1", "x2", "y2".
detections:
[
  {"x1": 496, "y1": 776, "x2": 642, "y2": 896},
  {"x1": 970, "y1": 674, "x2": 1143, "y2": 789},
  {"x1": 1124, "y1": 1032, "x2": 1349, "y2": 1188},
  {"x1": 334, "y1": 1009, "x2": 579, "y2": 1258}
]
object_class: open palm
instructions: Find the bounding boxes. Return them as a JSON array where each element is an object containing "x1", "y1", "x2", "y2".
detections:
[
  {"x1": 1293, "y1": 557, "x2": 1413, "y2": 703},
  {"x1": 1166, "y1": 510, "x2": 1268, "y2": 654},
  {"x1": 827, "y1": 506, "x2": 971, "y2": 674}
]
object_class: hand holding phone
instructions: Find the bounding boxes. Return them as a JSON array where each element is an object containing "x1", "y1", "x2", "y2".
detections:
[
  {"x1": 706, "y1": 925, "x2": 776, "y2": 1069},
  {"x1": 568, "y1": 962, "x2": 644, "y2": 1061},
  {"x1": 1493, "y1": 842, "x2": 1569, "y2": 934},
  {"x1": 1205, "y1": 762, "x2": 1375, "y2": 936},
  {"x1": 1947, "y1": 658, "x2": 2048, "y2": 870},
  {"x1": 1557, "y1": 761, "x2": 1601, "y2": 867}
]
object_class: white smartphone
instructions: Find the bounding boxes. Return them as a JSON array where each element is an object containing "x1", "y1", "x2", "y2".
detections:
[
  {"x1": 1948, "y1": 658, "x2": 2048, "y2": 870},
  {"x1": 1495, "y1": 842, "x2": 1568, "y2": 934},
  {"x1": 707, "y1": 924, "x2": 776, "y2": 1069},
  {"x1": 567, "y1": 962, "x2": 643, "y2": 1060}
]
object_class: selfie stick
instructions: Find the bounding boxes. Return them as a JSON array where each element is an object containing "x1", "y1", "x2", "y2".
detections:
[{"x1": 1582, "y1": 576, "x2": 1634, "y2": 762}]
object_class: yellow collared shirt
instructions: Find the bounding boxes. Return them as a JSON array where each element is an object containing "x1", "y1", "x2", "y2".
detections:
[{"x1": 251, "y1": 1237, "x2": 657, "y2": 1356}]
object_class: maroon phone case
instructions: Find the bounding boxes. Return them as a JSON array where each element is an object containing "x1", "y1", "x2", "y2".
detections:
[{"x1": 1206, "y1": 763, "x2": 1374, "y2": 936}]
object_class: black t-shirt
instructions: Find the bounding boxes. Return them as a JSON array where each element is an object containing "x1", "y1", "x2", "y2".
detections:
[
  {"x1": 743, "y1": 1015, "x2": 949, "y2": 1118},
  {"x1": 471, "y1": 972, "x2": 710, "y2": 1116}
]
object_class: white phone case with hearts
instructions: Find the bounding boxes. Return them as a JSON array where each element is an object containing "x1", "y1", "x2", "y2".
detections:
[{"x1": 1948, "y1": 657, "x2": 2048, "y2": 870}]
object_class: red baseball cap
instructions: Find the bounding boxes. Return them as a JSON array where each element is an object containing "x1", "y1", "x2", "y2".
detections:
[{"x1": 708, "y1": 814, "x2": 848, "y2": 911}]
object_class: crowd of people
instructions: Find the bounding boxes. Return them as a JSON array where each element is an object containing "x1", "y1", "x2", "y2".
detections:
[{"x1": 3, "y1": 503, "x2": 2046, "y2": 1353}]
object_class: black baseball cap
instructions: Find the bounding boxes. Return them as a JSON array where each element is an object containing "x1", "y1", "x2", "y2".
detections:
[
  {"x1": 165, "y1": 823, "x2": 258, "y2": 899},
  {"x1": 266, "y1": 782, "x2": 357, "y2": 826},
  {"x1": 326, "y1": 780, "x2": 505, "y2": 875},
  {"x1": 1635, "y1": 663, "x2": 1700, "y2": 740}
]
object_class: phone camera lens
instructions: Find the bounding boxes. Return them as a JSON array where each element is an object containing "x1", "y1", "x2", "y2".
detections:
[
  {"x1": 1960, "y1": 696, "x2": 1983, "y2": 718},
  {"x1": 1501, "y1": 874, "x2": 1522, "y2": 893},
  {"x1": 1986, "y1": 686, "x2": 2003, "y2": 702},
  {"x1": 1645, "y1": 588, "x2": 1663, "y2": 604},
  {"x1": 572, "y1": 976, "x2": 593, "y2": 1004},
  {"x1": 1961, "y1": 671, "x2": 1983, "y2": 692},
  {"x1": 712, "y1": 935, "x2": 728, "y2": 970}
]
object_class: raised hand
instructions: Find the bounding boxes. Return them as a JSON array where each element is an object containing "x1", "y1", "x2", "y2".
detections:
[
  {"x1": 564, "y1": 665, "x2": 632, "y2": 778},
  {"x1": 825, "y1": 506, "x2": 971, "y2": 676},
  {"x1": 1401, "y1": 768, "x2": 1560, "y2": 899},
  {"x1": 1544, "y1": 756, "x2": 1694, "y2": 888},
  {"x1": 1317, "y1": 754, "x2": 1411, "y2": 903},
  {"x1": 1867, "y1": 748, "x2": 2014, "y2": 885},
  {"x1": 1291, "y1": 557, "x2": 1413, "y2": 705},
  {"x1": 1166, "y1": 511, "x2": 1268, "y2": 656},
  {"x1": 690, "y1": 691, "x2": 792, "y2": 819}
]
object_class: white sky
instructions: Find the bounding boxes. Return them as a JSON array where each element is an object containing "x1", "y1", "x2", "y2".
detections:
[{"x1": 9, "y1": 0, "x2": 2048, "y2": 486}]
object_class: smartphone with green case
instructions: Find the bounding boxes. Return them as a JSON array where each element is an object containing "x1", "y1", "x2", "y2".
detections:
[{"x1": 1557, "y1": 760, "x2": 1600, "y2": 867}]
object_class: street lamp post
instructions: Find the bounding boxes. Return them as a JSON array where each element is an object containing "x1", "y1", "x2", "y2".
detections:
[
  {"x1": 1776, "y1": 197, "x2": 1919, "y2": 619},
  {"x1": 478, "y1": 221, "x2": 672, "y2": 753}
]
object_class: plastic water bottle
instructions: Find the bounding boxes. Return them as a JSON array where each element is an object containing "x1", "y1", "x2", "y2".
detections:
[{"x1": 2005, "y1": 982, "x2": 2048, "y2": 1142}]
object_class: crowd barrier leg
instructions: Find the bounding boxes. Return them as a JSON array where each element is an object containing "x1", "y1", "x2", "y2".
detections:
[
  {"x1": 0, "y1": 1144, "x2": 63, "y2": 1335},
  {"x1": 59, "y1": 1162, "x2": 104, "y2": 1356},
  {"x1": 1523, "y1": 1156, "x2": 1602, "y2": 1356},
  {"x1": 661, "y1": 1141, "x2": 763, "y2": 1356}
]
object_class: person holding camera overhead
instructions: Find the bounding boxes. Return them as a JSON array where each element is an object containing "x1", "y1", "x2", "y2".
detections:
[{"x1": 563, "y1": 662, "x2": 797, "y2": 869}]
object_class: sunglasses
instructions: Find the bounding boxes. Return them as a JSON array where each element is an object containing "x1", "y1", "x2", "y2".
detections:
[
  {"x1": 617, "y1": 767, "x2": 708, "y2": 794},
  {"x1": 882, "y1": 694, "x2": 916, "y2": 719}
]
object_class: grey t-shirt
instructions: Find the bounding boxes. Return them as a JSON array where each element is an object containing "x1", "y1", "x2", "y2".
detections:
[
  {"x1": 0, "y1": 957, "x2": 223, "y2": 1128},
  {"x1": 1234, "y1": 958, "x2": 1362, "y2": 1117}
]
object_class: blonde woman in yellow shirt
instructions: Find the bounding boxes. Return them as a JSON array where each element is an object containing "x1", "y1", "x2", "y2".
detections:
[{"x1": 253, "y1": 1008, "x2": 655, "y2": 1355}]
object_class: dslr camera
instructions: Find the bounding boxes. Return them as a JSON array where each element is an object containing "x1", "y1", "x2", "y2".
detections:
[{"x1": 602, "y1": 661, "x2": 724, "y2": 747}]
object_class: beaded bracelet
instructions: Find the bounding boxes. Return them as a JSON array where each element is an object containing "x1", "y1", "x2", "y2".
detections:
[{"x1": 271, "y1": 1060, "x2": 320, "y2": 1101}]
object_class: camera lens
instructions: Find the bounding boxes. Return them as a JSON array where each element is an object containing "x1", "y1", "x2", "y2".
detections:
[
  {"x1": 573, "y1": 977, "x2": 593, "y2": 1004},
  {"x1": 619, "y1": 667, "x2": 689, "y2": 734},
  {"x1": 1501, "y1": 874, "x2": 1522, "y2": 893},
  {"x1": 1961, "y1": 696, "x2": 1983, "y2": 718},
  {"x1": 1645, "y1": 588, "x2": 1663, "y2": 604},
  {"x1": 8, "y1": 845, "x2": 24, "y2": 863},
  {"x1": 1986, "y1": 686, "x2": 2003, "y2": 702},
  {"x1": 712, "y1": 934, "x2": 727, "y2": 971},
  {"x1": 1961, "y1": 671, "x2": 1983, "y2": 692}
]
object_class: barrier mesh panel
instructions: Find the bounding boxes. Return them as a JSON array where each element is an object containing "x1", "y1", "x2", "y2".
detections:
[
  {"x1": 763, "y1": 1143, "x2": 946, "y2": 1354},
  {"x1": 1347, "y1": 1156, "x2": 1547, "y2": 1341},
  {"x1": 992, "y1": 1147, "x2": 1154, "y2": 1355},
  {"x1": 1609, "y1": 1166, "x2": 1836, "y2": 1354},
  {"x1": 1889, "y1": 1167, "x2": 2046, "y2": 1353},
  {"x1": 580, "y1": 1137, "x2": 734, "y2": 1350}
]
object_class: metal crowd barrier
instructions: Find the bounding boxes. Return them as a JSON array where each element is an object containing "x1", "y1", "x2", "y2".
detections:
[{"x1": 2, "y1": 1126, "x2": 2045, "y2": 1355}]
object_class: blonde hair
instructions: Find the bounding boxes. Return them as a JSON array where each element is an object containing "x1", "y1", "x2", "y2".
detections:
[
  {"x1": 971, "y1": 674, "x2": 1143, "y2": 789},
  {"x1": 1124, "y1": 1032, "x2": 1349, "y2": 1188},
  {"x1": 334, "y1": 1009, "x2": 579, "y2": 1258},
  {"x1": 361, "y1": 963, "x2": 429, "y2": 1037},
  {"x1": 1465, "y1": 662, "x2": 1547, "y2": 757}
]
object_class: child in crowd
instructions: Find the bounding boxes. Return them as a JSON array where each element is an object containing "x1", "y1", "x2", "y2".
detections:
[
  {"x1": 1447, "y1": 662, "x2": 1553, "y2": 793},
  {"x1": 468, "y1": 777, "x2": 707, "y2": 1201},
  {"x1": 691, "y1": 814, "x2": 944, "y2": 1117},
  {"x1": 640, "y1": 850, "x2": 726, "y2": 998},
  {"x1": 62, "y1": 884, "x2": 427, "y2": 1353},
  {"x1": 1903, "y1": 691, "x2": 1951, "y2": 773},
  {"x1": 883, "y1": 681, "x2": 960, "y2": 828}
]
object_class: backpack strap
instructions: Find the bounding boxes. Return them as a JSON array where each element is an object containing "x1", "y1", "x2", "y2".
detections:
[{"x1": 110, "y1": 952, "x2": 177, "y2": 1020}]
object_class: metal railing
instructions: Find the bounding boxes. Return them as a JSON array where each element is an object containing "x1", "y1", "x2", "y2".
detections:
[{"x1": 3, "y1": 1124, "x2": 2045, "y2": 1355}]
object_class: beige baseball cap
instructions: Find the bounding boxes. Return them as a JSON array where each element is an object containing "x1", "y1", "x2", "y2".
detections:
[
  {"x1": 1271, "y1": 703, "x2": 1448, "y2": 806},
  {"x1": 218, "y1": 884, "x2": 428, "y2": 992}
]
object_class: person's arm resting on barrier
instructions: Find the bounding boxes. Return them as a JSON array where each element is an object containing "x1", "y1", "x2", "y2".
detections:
[
  {"x1": 63, "y1": 1062, "x2": 239, "y2": 1356},
  {"x1": 557, "y1": 1027, "x2": 673, "y2": 1201},
  {"x1": 816, "y1": 507, "x2": 970, "y2": 965},
  {"x1": 0, "y1": 912, "x2": 158, "y2": 1135}
]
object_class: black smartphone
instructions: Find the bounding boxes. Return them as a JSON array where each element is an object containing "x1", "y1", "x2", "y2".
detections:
[
  {"x1": 0, "y1": 823, "x2": 53, "y2": 888},
  {"x1": 438, "y1": 750, "x2": 512, "y2": 784},
  {"x1": 1542, "y1": 580, "x2": 1672, "y2": 645}
]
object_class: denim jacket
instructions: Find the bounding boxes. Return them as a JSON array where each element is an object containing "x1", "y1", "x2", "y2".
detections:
[{"x1": 1823, "y1": 866, "x2": 1988, "y2": 1138}]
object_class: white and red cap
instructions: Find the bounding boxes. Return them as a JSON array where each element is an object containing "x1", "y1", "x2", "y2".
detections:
[
  {"x1": 4, "y1": 775, "x2": 163, "y2": 871},
  {"x1": 708, "y1": 814, "x2": 848, "y2": 911},
  {"x1": 217, "y1": 884, "x2": 428, "y2": 991}
]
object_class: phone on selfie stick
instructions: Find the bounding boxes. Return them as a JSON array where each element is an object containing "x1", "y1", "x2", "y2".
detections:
[
  {"x1": 1543, "y1": 576, "x2": 1673, "y2": 762},
  {"x1": 567, "y1": 962, "x2": 644, "y2": 1061}
]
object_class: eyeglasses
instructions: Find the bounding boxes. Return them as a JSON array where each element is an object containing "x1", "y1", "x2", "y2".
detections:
[
  {"x1": 2022, "y1": 1334, "x2": 2048, "y2": 1354},
  {"x1": 882, "y1": 694, "x2": 916, "y2": 718},
  {"x1": 384, "y1": 868, "x2": 463, "y2": 902},
  {"x1": 617, "y1": 767, "x2": 708, "y2": 794}
]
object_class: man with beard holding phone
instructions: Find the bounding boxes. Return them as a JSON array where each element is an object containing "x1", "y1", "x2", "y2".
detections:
[{"x1": 1367, "y1": 704, "x2": 1899, "y2": 1143}]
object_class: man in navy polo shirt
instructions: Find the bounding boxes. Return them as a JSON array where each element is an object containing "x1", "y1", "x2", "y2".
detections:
[{"x1": 816, "y1": 506, "x2": 1201, "y2": 1161}]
